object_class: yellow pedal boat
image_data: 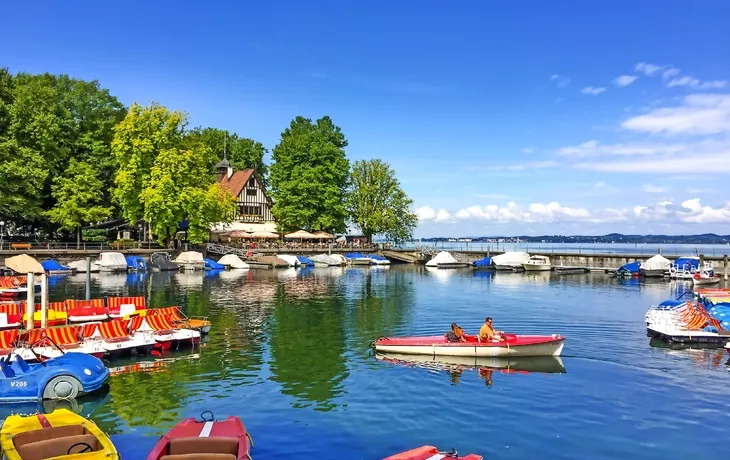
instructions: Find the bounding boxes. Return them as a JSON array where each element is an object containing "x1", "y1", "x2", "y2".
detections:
[{"x1": 0, "y1": 409, "x2": 119, "y2": 459}]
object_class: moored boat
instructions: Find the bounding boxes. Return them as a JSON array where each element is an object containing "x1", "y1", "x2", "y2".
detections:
[
  {"x1": 369, "y1": 255, "x2": 391, "y2": 265},
  {"x1": 150, "y1": 252, "x2": 179, "y2": 271},
  {"x1": 277, "y1": 254, "x2": 301, "y2": 267},
  {"x1": 94, "y1": 252, "x2": 128, "y2": 273},
  {"x1": 640, "y1": 254, "x2": 671, "y2": 278},
  {"x1": 472, "y1": 256, "x2": 493, "y2": 270},
  {"x1": 147, "y1": 412, "x2": 252, "y2": 460},
  {"x1": 384, "y1": 445, "x2": 482, "y2": 460},
  {"x1": 41, "y1": 259, "x2": 73, "y2": 275},
  {"x1": 691, "y1": 270, "x2": 720, "y2": 286},
  {"x1": 492, "y1": 252, "x2": 530, "y2": 271},
  {"x1": 67, "y1": 259, "x2": 100, "y2": 273},
  {"x1": 174, "y1": 251, "x2": 205, "y2": 271},
  {"x1": 522, "y1": 255, "x2": 552, "y2": 272},
  {"x1": 0, "y1": 409, "x2": 119, "y2": 460},
  {"x1": 345, "y1": 252, "x2": 373, "y2": 266},
  {"x1": 204, "y1": 258, "x2": 225, "y2": 270},
  {"x1": 126, "y1": 255, "x2": 148, "y2": 272},
  {"x1": 218, "y1": 254, "x2": 250, "y2": 270},
  {"x1": 374, "y1": 333, "x2": 565, "y2": 357}
]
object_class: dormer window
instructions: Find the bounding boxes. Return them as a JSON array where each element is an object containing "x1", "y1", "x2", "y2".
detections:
[{"x1": 248, "y1": 177, "x2": 255, "y2": 187}]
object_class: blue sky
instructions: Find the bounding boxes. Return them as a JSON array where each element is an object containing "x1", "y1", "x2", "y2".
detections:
[{"x1": 3, "y1": 1, "x2": 730, "y2": 236}]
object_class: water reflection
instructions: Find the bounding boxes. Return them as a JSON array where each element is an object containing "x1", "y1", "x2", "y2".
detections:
[
  {"x1": 649, "y1": 339, "x2": 729, "y2": 369},
  {"x1": 375, "y1": 353, "x2": 566, "y2": 387}
]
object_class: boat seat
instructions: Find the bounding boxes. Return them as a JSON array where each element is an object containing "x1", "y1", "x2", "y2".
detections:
[
  {"x1": 0, "y1": 360, "x2": 15, "y2": 377},
  {"x1": 161, "y1": 455, "x2": 236, "y2": 460},
  {"x1": 169, "y1": 437, "x2": 238, "y2": 456},
  {"x1": 13, "y1": 425, "x2": 85, "y2": 446},
  {"x1": 14, "y1": 355, "x2": 31, "y2": 373},
  {"x1": 15, "y1": 433, "x2": 99, "y2": 459}
]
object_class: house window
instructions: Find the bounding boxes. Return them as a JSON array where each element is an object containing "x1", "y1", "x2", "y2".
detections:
[
  {"x1": 238, "y1": 205, "x2": 262, "y2": 216},
  {"x1": 248, "y1": 177, "x2": 255, "y2": 187},
  {"x1": 246, "y1": 188, "x2": 257, "y2": 196}
]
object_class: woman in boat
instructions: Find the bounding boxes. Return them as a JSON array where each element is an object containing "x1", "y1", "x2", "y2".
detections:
[
  {"x1": 478, "y1": 317, "x2": 504, "y2": 342},
  {"x1": 446, "y1": 323, "x2": 467, "y2": 342}
]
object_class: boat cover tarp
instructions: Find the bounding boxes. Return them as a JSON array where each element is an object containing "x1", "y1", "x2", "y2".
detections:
[
  {"x1": 4, "y1": 254, "x2": 44, "y2": 274},
  {"x1": 204, "y1": 258, "x2": 225, "y2": 270},
  {"x1": 97, "y1": 252, "x2": 127, "y2": 266},
  {"x1": 218, "y1": 254, "x2": 250, "y2": 269},
  {"x1": 311, "y1": 254, "x2": 341, "y2": 265},
  {"x1": 425, "y1": 251, "x2": 459, "y2": 267},
  {"x1": 150, "y1": 253, "x2": 178, "y2": 271},
  {"x1": 175, "y1": 251, "x2": 204, "y2": 263},
  {"x1": 617, "y1": 261, "x2": 641, "y2": 274},
  {"x1": 673, "y1": 257, "x2": 700, "y2": 270},
  {"x1": 125, "y1": 256, "x2": 148, "y2": 270},
  {"x1": 491, "y1": 252, "x2": 531, "y2": 266},
  {"x1": 706, "y1": 303, "x2": 730, "y2": 330},
  {"x1": 472, "y1": 257, "x2": 493, "y2": 267},
  {"x1": 67, "y1": 259, "x2": 100, "y2": 273},
  {"x1": 345, "y1": 252, "x2": 367, "y2": 259},
  {"x1": 41, "y1": 260, "x2": 70, "y2": 271},
  {"x1": 369, "y1": 255, "x2": 388, "y2": 261},
  {"x1": 296, "y1": 256, "x2": 315, "y2": 266},
  {"x1": 642, "y1": 254, "x2": 671, "y2": 271},
  {"x1": 277, "y1": 255, "x2": 300, "y2": 267}
]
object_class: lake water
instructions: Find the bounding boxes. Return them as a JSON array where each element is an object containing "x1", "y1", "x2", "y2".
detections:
[{"x1": 33, "y1": 267, "x2": 730, "y2": 459}]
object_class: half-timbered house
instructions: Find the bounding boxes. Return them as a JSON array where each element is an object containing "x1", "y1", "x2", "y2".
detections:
[{"x1": 211, "y1": 158, "x2": 277, "y2": 233}]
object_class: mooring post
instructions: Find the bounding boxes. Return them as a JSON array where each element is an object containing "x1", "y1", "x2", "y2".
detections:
[{"x1": 724, "y1": 254, "x2": 728, "y2": 280}]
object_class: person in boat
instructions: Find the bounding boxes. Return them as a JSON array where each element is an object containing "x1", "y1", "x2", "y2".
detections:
[
  {"x1": 446, "y1": 323, "x2": 467, "y2": 343},
  {"x1": 478, "y1": 317, "x2": 504, "y2": 342}
]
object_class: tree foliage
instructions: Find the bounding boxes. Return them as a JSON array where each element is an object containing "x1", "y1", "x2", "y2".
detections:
[
  {"x1": 45, "y1": 159, "x2": 112, "y2": 246},
  {"x1": 186, "y1": 127, "x2": 269, "y2": 184},
  {"x1": 0, "y1": 69, "x2": 125, "y2": 226},
  {"x1": 0, "y1": 139, "x2": 48, "y2": 222},
  {"x1": 348, "y1": 159, "x2": 418, "y2": 244},
  {"x1": 270, "y1": 116, "x2": 350, "y2": 233},
  {"x1": 113, "y1": 103, "x2": 236, "y2": 244}
]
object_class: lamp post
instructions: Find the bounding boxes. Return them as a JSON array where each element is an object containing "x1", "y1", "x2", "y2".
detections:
[{"x1": 0, "y1": 221, "x2": 4, "y2": 250}]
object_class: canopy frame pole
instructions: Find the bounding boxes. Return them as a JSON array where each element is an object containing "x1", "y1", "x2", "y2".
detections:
[
  {"x1": 40, "y1": 272, "x2": 48, "y2": 329},
  {"x1": 26, "y1": 272, "x2": 35, "y2": 330}
]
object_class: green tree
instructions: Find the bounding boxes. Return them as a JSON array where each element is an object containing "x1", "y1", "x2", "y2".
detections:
[
  {"x1": 45, "y1": 159, "x2": 112, "y2": 248},
  {"x1": 0, "y1": 139, "x2": 48, "y2": 222},
  {"x1": 113, "y1": 103, "x2": 236, "y2": 245},
  {"x1": 186, "y1": 127, "x2": 269, "y2": 184},
  {"x1": 112, "y1": 103, "x2": 188, "y2": 225},
  {"x1": 270, "y1": 116, "x2": 350, "y2": 233},
  {"x1": 348, "y1": 159, "x2": 418, "y2": 244}
]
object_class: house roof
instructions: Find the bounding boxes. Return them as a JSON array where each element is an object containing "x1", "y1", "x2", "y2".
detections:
[{"x1": 216, "y1": 168, "x2": 254, "y2": 197}]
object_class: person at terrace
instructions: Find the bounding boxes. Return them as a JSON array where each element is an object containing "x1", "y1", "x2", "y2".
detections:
[{"x1": 478, "y1": 317, "x2": 505, "y2": 342}]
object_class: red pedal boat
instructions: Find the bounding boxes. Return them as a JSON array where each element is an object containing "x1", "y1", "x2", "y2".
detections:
[
  {"x1": 384, "y1": 446, "x2": 482, "y2": 460},
  {"x1": 147, "y1": 411, "x2": 252, "y2": 460},
  {"x1": 374, "y1": 333, "x2": 565, "y2": 357}
]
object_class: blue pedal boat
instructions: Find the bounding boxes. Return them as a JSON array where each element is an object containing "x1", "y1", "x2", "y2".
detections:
[{"x1": 0, "y1": 349, "x2": 109, "y2": 402}]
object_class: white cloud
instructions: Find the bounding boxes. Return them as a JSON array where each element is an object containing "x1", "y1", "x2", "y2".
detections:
[
  {"x1": 614, "y1": 75, "x2": 638, "y2": 87},
  {"x1": 686, "y1": 187, "x2": 712, "y2": 194},
  {"x1": 550, "y1": 74, "x2": 570, "y2": 87},
  {"x1": 662, "y1": 67, "x2": 680, "y2": 79},
  {"x1": 594, "y1": 181, "x2": 606, "y2": 188},
  {"x1": 421, "y1": 199, "x2": 730, "y2": 227},
  {"x1": 562, "y1": 138, "x2": 730, "y2": 173},
  {"x1": 415, "y1": 206, "x2": 436, "y2": 221},
  {"x1": 666, "y1": 76, "x2": 727, "y2": 89},
  {"x1": 643, "y1": 184, "x2": 668, "y2": 193},
  {"x1": 621, "y1": 93, "x2": 730, "y2": 134},
  {"x1": 635, "y1": 62, "x2": 663, "y2": 76},
  {"x1": 522, "y1": 147, "x2": 534, "y2": 153},
  {"x1": 582, "y1": 86, "x2": 607, "y2": 95}
]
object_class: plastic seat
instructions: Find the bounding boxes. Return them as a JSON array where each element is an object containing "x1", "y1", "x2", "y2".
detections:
[
  {"x1": 161, "y1": 455, "x2": 236, "y2": 460},
  {"x1": 0, "y1": 360, "x2": 15, "y2": 378},
  {"x1": 14, "y1": 355, "x2": 30, "y2": 373},
  {"x1": 169, "y1": 437, "x2": 238, "y2": 456},
  {"x1": 16, "y1": 433, "x2": 99, "y2": 459}
]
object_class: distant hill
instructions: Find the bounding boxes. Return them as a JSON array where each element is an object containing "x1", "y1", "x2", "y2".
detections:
[{"x1": 420, "y1": 234, "x2": 730, "y2": 244}]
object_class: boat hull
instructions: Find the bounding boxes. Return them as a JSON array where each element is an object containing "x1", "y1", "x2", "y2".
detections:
[
  {"x1": 692, "y1": 277, "x2": 721, "y2": 286},
  {"x1": 495, "y1": 264, "x2": 523, "y2": 271},
  {"x1": 641, "y1": 268, "x2": 667, "y2": 278},
  {"x1": 374, "y1": 335, "x2": 565, "y2": 357},
  {"x1": 523, "y1": 264, "x2": 551, "y2": 271}
]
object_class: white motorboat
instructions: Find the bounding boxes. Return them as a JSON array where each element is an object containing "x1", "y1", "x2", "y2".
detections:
[
  {"x1": 310, "y1": 254, "x2": 342, "y2": 267},
  {"x1": 640, "y1": 254, "x2": 671, "y2": 278},
  {"x1": 425, "y1": 251, "x2": 458, "y2": 267},
  {"x1": 218, "y1": 254, "x2": 250, "y2": 269},
  {"x1": 174, "y1": 251, "x2": 205, "y2": 270},
  {"x1": 68, "y1": 259, "x2": 100, "y2": 273},
  {"x1": 94, "y1": 252, "x2": 128, "y2": 272},
  {"x1": 522, "y1": 255, "x2": 552, "y2": 272},
  {"x1": 492, "y1": 252, "x2": 531, "y2": 271},
  {"x1": 369, "y1": 255, "x2": 391, "y2": 265}
]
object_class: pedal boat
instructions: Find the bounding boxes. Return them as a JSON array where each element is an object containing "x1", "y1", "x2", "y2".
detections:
[
  {"x1": 0, "y1": 408, "x2": 118, "y2": 459},
  {"x1": 384, "y1": 445, "x2": 482, "y2": 460},
  {"x1": 147, "y1": 412, "x2": 252, "y2": 460}
]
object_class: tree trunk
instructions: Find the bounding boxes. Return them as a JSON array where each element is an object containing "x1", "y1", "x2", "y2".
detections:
[{"x1": 76, "y1": 226, "x2": 81, "y2": 250}]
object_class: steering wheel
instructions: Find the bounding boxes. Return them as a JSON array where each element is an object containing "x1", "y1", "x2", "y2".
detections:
[{"x1": 67, "y1": 442, "x2": 93, "y2": 454}]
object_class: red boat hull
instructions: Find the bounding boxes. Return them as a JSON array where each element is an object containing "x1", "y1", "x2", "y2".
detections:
[
  {"x1": 384, "y1": 445, "x2": 482, "y2": 460},
  {"x1": 375, "y1": 333, "x2": 565, "y2": 357},
  {"x1": 147, "y1": 416, "x2": 251, "y2": 460}
]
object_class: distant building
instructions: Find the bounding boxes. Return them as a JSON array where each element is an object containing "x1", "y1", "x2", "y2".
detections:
[{"x1": 211, "y1": 158, "x2": 277, "y2": 234}]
